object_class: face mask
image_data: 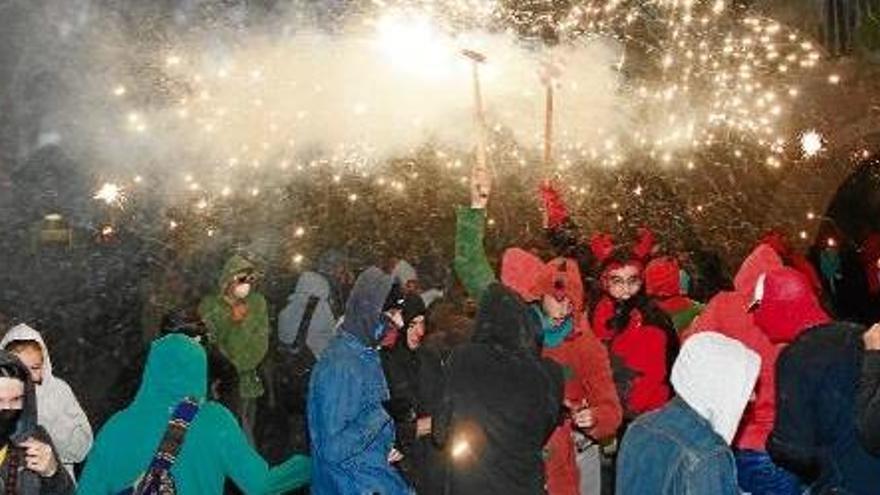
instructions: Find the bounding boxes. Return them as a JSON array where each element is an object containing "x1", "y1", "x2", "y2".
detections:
[
  {"x1": 371, "y1": 321, "x2": 387, "y2": 342},
  {"x1": 232, "y1": 283, "x2": 251, "y2": 299},
  {"x1": 0, "y1": 408, "x2": 22, "y2": 440}
]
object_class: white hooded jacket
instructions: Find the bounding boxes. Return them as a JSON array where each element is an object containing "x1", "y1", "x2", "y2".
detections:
[
  {"x1": 0, "y1": 324, "x2": 94, "y2": 478},
  {"x1": 278, "y1": 271, "x2": 339, "y2": 357},
  {"x1": 671, "y1": 332, "x2": 761, "y2": 445}
]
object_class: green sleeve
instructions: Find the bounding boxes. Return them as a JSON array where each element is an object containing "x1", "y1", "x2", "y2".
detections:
[
  {"x1": 264, "y1": 455, "x2": 312, "y2": 495},
  {"x1": 76, "y1": 437, "x2": 111, "y2": 494},
  {"x1": 213, "y1": 405, "x2": 311, "y2": 494},
  {"x1": 237, "y1": 295, "x2": 269, "y2": 372},
  {"x1": 454, "y1": 206, "x2": 497, "y2": 301}
]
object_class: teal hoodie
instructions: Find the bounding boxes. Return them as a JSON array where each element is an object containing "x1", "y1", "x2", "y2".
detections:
[{"x1": 77, "y1": 335, "x2": 310, "y2": 494}]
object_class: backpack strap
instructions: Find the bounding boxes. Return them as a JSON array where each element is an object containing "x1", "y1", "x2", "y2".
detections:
[
  {"x1": 146, "y1": 398, "x2": 200, "y2": 472},
  {"x1": 292, "y1": 295, "x2": 320, "y2": 353}
]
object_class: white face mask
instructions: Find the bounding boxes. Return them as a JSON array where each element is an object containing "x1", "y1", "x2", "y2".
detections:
[{"x1": 233, "y1": 283, "x2": 251, "y2": 299}]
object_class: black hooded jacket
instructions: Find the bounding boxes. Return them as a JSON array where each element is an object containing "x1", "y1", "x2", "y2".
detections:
[
  {"x1": 434, "y1": 283, "x2": 564, "y2": 495},
  {"x1": 0, "y1": 351, "x2": 73, "y2": 494}
]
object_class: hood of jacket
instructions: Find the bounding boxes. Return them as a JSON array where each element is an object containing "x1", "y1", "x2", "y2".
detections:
[
  {"x1": 339, "y1": 267, "x2": 393, "y2": 346},
  {"x1": 671, "y1": 332, "x2": 761, "y2": 445},
  {"x1": 733, "y1": 243, "x2": 784, "y2": 296},
  {"x1": 0, "y1": 350, "x2": 38, "y2": 443},
  {"x1": 501, "y1": 248, "x2": 585, "y2": 314},
  {"x1": 0, "y1": 324, "x2": 55, "y2": 384},
  {"x1": 645, "y1": 256, "x2": 682, "y2": 298},
  {"x1": 132, "y1": 334, "x2": 207, "y2": 411},
  {"x1": 751, "y1": 267, "x2": 831, "y2": 344},
  {"x1": 472, "y1": 283, "x2": 542, "y2": 355},
  {"x1": 288, "y1": 271, "x2": 331, "y2": 302},
  {"x1": 218, "y1": 254, "x2": 256, "y2": 291}
]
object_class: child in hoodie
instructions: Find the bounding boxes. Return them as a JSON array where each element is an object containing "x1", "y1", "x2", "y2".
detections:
[{"x1": 2, "y1": 324, "x2": 92, "y2": 481}]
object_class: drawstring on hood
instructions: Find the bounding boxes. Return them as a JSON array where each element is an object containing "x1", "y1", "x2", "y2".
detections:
[
  {"x1": 751, "y1": 267, "x2": 831, "y2": 344},
  {"x1": 671, "y1": 332, "x2": 761, "y2": 445}
]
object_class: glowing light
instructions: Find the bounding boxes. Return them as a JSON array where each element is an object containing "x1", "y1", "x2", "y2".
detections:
[
  {"x1": 800, "y1": 130, "x2": 823, "y2": 158},
  {"x1": 374, "y1": 13, "x2": 458, "y2": 80},
  {"x1": 806, "y1": 211, "x2": 816, "y2": 220},
  {"x1": 293, "y1": 254, "x2": 304, "y2": 264},
  {"x1": 451, "y1": 439, "x2": 471, "y2": 459},
  {"x1": 166, "y1": 55, "x2": 182, "y2": 67},
  {"x1": 799, "y1": 230, "x2": 808, "y2": 240},
  {"x1": 94, "y1": 183, "x2": 124, "y2": 205},
  {"x1": 827, "y1": 238, "x2": 837, "y2": 248},
  {"x1": 294, "y1": 227, "x2": 306, "y2": 238},
  {"x1": 828, "y1": 74, "x2": 841, "y2": 85},
  {"x1": 101, "y1": 225, "x2": 115, "y2": 237},
  {"x1": 348, "y1": 193, "x2": 359, "y2": 202},
  {"x1": 169, "y1": 220, "x2": 179, "y2": 230},
  {"x1": 112, "y1": 85, "x2": 126, "y2": 96}
]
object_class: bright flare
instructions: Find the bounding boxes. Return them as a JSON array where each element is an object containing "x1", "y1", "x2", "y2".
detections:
[{"x1": 800, "y1": 130, "x2": 823, "y2": 158}]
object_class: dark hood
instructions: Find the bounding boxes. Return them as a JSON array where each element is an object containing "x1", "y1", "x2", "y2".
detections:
[
  {"x1": 472, "y1": 283, "x2": 542, "y2": 355},
  {"x1": 340, "y1": 266, "x2": 393, "y2": 346},
  {"x1": 0, "y1": 350, "x2": 38, "y2": 443}
]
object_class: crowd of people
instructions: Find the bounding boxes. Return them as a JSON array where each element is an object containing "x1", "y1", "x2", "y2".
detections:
[{"x1": 1, "y1": 164, "x2": 880, "y2": 494}]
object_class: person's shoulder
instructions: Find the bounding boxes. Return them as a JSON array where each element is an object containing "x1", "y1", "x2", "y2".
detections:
[{"x1": 197, "y1": 401, "x2": 238, "y2": 423}]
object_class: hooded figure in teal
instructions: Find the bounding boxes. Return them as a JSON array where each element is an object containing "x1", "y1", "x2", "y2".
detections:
[
  {"x1": 77, "y1": 335, "x2": 310, "y2": 494},
  {"x1": 307, "y1": 266, "x2": 412, "y2": 494}
]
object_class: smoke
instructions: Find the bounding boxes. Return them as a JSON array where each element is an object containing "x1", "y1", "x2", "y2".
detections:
[{"x1": 19, "y1": 2, "x2": 627, "y2": 197}]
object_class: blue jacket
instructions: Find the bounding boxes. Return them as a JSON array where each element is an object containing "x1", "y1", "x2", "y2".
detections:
[
  {"x1": 307, "y1": 267, "x2": 411, "y2": 495},
  {"x1": 617, "y1": 397, "x2": 740, "y2": 495}
]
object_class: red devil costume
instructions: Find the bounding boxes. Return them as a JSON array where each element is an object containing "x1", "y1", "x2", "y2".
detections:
[{"x1": 540, "y1": 183, "x2": 677, "y2": 421}]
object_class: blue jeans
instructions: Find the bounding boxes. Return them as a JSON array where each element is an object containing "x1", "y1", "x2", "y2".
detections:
[{"x1": 735, "y1": 449, "x2": 805, "y2": 495}]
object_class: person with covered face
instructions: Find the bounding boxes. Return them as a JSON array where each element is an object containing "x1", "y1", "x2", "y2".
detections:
[
  {"x1": 434, "y1": 283, "x2": 564, "y2": 495},
  {"x1": 617, "y1": 332, "x2": 761, "y2": 495},
  {"x1": 307, "y1": 267, "x2": 412, "y2": 494},
  {"x1": 1, "y1": 324, "x2": 92, "y2": 481},
  {"x1": 198, "y1": 254, "x2": 269, "y2": 442},
  {"x1": 452, "y1": 167, "x2": 620, "y2": 494},
  {"x1": 0, "y1": 350, "x2": 73, "y2": 493},
  {"x1": 756, "y1": 266, "x2": 880, "y2": 494}
]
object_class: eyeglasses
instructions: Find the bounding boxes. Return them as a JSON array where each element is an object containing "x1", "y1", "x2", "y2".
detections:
[
  {"x1": 234, "y1": 273, "x2": 257, "y2": 284},
  {"x1": 608, "y1": 276, "x2": 642, "y2": 288}
]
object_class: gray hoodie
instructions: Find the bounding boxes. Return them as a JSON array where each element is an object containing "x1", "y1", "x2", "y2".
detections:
[{"x1": 1, "y1": 324, "x2": 93, "y2": 480}]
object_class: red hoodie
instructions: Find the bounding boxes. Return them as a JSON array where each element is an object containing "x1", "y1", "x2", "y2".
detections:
[
  {"x1": 752, "y1": 267, "x2": 831, "y2": 345},
  {"x1": 501, "y1": 249, "x2": 622, "y2": 495},
  {"x1": 684, "y1": 292, "x2": 778, "y2": 450},
  {"x1": 592, "y1": 296, "x2": 673, "y2": 420}
]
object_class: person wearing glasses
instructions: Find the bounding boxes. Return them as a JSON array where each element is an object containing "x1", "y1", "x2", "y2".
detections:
[{"x1": 199, "y1": 254, "x2": 269, "y2": 443}]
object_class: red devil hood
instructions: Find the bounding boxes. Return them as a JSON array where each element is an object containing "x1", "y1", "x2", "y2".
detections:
[
  {"x1": 752, "y1": 267, "x2": 830, "y2": 344},
  {"x1": 645, "y1": 256, "x2": 681, "y2": 298},
  {"x1": 501, "y1": 248, "x2": 585, "y2": 314},
  {"x1": 734, "y1": 244, "x2": 784, "y2": 296}
]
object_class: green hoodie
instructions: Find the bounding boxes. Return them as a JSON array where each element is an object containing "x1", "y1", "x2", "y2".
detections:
[
  {"x1": 199, "y1": 255, "x2": 269, "y2": 399},
  {"x1": 77, "y1": 335, "x2": 310, "y2": 494}
]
